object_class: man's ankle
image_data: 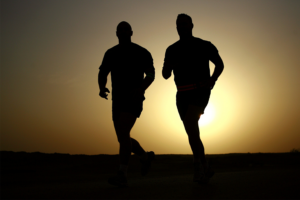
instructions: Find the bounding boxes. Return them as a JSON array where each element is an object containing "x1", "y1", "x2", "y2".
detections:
[
  {"x1": 119, "y1": 164, "x2": 128, "y2": 176},
  {"x1": 193, "y1": 158, "x2": 201, "y2": 164},
  {"x1": 138, "y1": 152, "x2": 148, "y2": 162}
]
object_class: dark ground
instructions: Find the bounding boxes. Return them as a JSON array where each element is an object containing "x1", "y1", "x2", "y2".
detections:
[{"x1": 1, "y1": 151, "x2": 300, "y2": 199}]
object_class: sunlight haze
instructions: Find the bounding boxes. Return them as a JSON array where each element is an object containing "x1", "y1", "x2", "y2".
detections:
[{"x1": 1, "y1": 0, "x2": 300, "y2": 155}]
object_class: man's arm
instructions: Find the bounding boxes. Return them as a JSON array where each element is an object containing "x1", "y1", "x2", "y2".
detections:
[
  {"x1": 162, "y1": 65, "x2": 172, "y2": 80},
  {"x1": 162, "y1": 48, "x2": 173, "y2": 79},
  {"x1": 133, "y1": 51, "x2": 155, "y2": 96},
  {"x1": 142, "y1": 70, "x2": 155, "y2": 91},
  {"x1": 98, "y1": 70, "x2": 110, "y2": 99},
  {"x1": 210, "y1": 53, "x2": 224, "y2": 82},
  {"x1": 202, "y1": 52, "x2": 224, "y2": 90},
  {"x1": 98, "y1": 51, "x2": 111, "y2": 100},
  {"x1": 138, "y1": 57, "x2": 155, "y2": 95}
]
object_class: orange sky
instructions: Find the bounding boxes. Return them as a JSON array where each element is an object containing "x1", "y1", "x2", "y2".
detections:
[{"x1": 1, "y1": 0, "x2": 300, "y2": 155}]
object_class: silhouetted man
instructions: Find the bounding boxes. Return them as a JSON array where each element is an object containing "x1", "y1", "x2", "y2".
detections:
[
  {"x1": 98, "y1": 21, "x2": 155, "y2": 187},
  {"x1": 162, "y1": 14, "x2": 224, "y2": 184}
]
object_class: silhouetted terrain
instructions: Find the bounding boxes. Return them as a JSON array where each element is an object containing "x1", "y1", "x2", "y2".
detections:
[{"x1": 1, "y1": 151, "x2": 300, "y2": 199}]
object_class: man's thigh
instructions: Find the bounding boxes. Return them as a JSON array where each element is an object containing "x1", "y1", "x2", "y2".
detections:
[
  {"x1": 183, "y1": 105, "x2": 203, "y2": 123},
  {"x1": 112, "y1": 100, "x2": 143, "y2": 121},
  {"x1": 113, "y1": 112, "x2": 137, "y2": 140},
  {"x1": 176, "y1": 89, "x2": 210, "y2": 121}
]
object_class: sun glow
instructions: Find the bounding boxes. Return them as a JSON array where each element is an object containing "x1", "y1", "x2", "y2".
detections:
[{"x1": 199, "y1": 103, "x2": 215, "y2": 127}]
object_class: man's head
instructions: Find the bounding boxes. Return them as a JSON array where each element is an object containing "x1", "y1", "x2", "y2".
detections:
[
  {"x1": 176, "y1": 14, "x2": 193, "y2": 38},
  {"x1": 116, "y1": 21, "x2": 132, "y2": 41}
]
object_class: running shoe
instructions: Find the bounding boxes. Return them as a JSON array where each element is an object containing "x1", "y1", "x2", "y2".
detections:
[
  {"x1": 108, "y1": 170, "x2": 128, "y2": 187},
  {"x1": 193, "y1": 163, "x2": 214, "y2": 184},
  {"x1": 140, "y1": 151, "x2": 155, "y2": 176}
]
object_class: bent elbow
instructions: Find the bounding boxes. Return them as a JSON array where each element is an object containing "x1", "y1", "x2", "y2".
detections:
[
  {"x1": 162, "y1": 70, "x2": 171, "y2": 80},
  {"x1": 216, "y1": 61, "x2": 224, "y2": 72},
  {"x1": 162, "y1": 73, "x2": 170, "y2": 80},
  {"x1": 220, "y1": 63, "x2": 225, "y2": 71}
]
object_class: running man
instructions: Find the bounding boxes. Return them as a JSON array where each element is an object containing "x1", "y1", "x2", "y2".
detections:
[
  {"x1": 98, "y1": 21, "x2": 155, "y2": 187},
  {"x1": 162, "y1": 14, "x2": 224, "y2": 184}
]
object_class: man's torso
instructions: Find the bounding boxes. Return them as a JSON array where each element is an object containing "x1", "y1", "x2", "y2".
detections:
[
  {"x1": 101, "y1": 43, "x2": 153, "y2": 100},
  {"x1": 165, "y1": 37, "x2": 218, "y2": 86}
]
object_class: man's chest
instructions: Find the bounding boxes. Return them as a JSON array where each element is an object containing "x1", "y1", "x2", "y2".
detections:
[{"x1": 170, "y1": 45, "x2": 207, "y2": 64}]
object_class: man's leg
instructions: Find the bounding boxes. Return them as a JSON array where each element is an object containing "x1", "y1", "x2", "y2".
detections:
[
  {"x1": 183, "y1": 105, "x2": 214, "y2": 183},
  {"x1": 182, "y1": 105, "x2": 207, "y2": 168},
  {"x1": 108, "y1": 112, "x2": 140, "y2": 187},
  {"x1": 113, "y1": 112, "x2": 137, "y2": 166},
  {"x1": 113, "y1": 112, "x2": 154, "y2": 177},
  {"x1": 108, "y1": 112, "x2": 136, "y2": 187},
  {"x1": 131, "y1": 138, "x2": 146, "y2": 156},
  {"x1": 131, "y1": 137, "x2": 155, "y2": 176}
]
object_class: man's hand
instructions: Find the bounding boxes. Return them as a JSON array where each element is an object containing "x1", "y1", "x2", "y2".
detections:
[
  {"x1": 135, "y1": 87, "x2": 145, "y2": 96},
  {"x1": 99, "y1": 88, "x2": 110, "y2": 100},
  {"x1": 199, "y1": 78, "x2": 216, "y2": 90}
]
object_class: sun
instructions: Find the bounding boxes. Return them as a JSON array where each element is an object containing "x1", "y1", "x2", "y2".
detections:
[{"x1": 199, "y1": 103, "x2": 215, "y2": 127}]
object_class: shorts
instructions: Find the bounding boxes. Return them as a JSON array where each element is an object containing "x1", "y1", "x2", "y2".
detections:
[
  {"x1": 176, "y1": 88, "x2": 211, "y2": 121},
  {"x1": 112, "y1": 96, "x2": 144, "y2": 121}
]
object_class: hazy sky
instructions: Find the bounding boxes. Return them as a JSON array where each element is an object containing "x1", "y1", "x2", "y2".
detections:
[{"x1": 1, "y1": 0, "x2": 300, "y2": 155}]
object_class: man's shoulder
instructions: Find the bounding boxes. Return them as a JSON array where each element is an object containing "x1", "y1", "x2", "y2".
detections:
[
  {"x1": 193, "y1": 37, "x2": 213, "y2": 45},
  {"x1": 131, "y1": 43, "x2": 150, "y2": 54},
  {"x1": 194, "y1": 37, "x2": 218, "y2": 53},
  {"x1": 197, "y1": 37, "x2": 218, "y2": 51},
  {"x1": 106, "y1": 44, "x2": 119, "y2": 53},
  {"x1": 166, "y1": 40, "x2": 180, "y2": 52}
]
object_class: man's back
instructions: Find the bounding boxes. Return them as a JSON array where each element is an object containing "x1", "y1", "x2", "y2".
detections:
[
  {"x1": 100, "y1": 43, "x2": 154, "y2": 100},
  {"x1": 164, "y1": 37, "x2": 218, "y2": 86}
]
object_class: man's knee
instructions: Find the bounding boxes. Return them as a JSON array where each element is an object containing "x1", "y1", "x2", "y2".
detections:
[
  {"x1": 183, "y1": 117, "x2": 199, "y2": 129},
  {"x1": 130, "y1": 138, "x2": 139, "y2": 145},
  {"x1": 184, "y1": 105, "x2": 202, "y2": 122},
  {"x1": 114, "y1": 127, "x2": 130, "y2": 144},
  {"x1": 117, "y1": 135, "x2": 131, "y2": 144},
  {"x1": 183, "y1": 115, "x2": 200, "y2": 137}
]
